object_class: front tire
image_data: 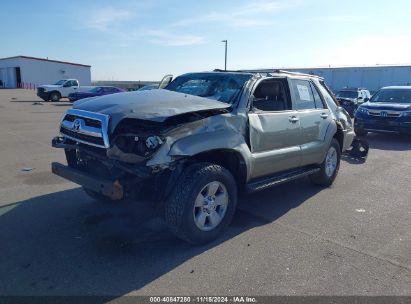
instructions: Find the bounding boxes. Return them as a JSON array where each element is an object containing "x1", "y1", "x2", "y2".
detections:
[
  {"x1": 310, "y1": 138, "x2": 341, "y2": 187},
  {"x1": 50, "y1": 91, "x2": 61, "y2": 102},
  {"x1": 165, "y1": 163, "x2": 237, "y2": 245}
]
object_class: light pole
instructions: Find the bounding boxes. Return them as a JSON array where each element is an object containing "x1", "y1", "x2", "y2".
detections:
[{"x1": 221, "y1": 40, "x2": 227, "y2": 71}]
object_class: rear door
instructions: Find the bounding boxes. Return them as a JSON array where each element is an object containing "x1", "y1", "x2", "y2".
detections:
[
  {"x1": 248, "y1": 78, "x2": 302, "y2": 178},
  {"x1": 289, "y1": 78, "x2": 333, "y2": 166}
]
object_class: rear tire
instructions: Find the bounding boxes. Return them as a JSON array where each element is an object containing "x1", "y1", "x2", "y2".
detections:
[
  {"x1": 164, "y1": 163, "x2": 237, "y2": 245},
  {"x1": 50, "y1": 92, "x2": 61, "y2": 102},
  {"x1": 310, "y1": 138, "x2": 341, "y2": 187}
]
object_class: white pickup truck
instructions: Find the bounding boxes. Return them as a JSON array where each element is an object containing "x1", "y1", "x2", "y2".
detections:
[{"x1": 37, "y1": 79, "x2": 94, "y2": 102}]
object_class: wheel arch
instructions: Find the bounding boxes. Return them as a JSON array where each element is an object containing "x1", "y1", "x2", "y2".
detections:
[
  {"x1": 333, "y1": 124, "x2": 344, "y2": 152},
  {"x1": 188, "y1": 149, "x2": 248, "y2": 192}
]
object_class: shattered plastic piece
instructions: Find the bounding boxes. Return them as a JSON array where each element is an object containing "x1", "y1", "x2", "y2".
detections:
[
  {"x1": 355, "y1": 208, "x2": 366, "y2": 213},
  {"x1": 32, "y1": 102, "x2": 44, "y2": 105},
  {"x1": 21, "y1": 167, "x2": 34, "y2": 172},
  {"x1": 346, "y1": 138, "x2": 369, "y2": 158}
]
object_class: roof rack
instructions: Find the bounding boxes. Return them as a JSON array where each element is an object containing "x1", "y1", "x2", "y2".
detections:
[
  {"x1": 340, "y1": 87, "x2": 368, "y2": 91},
  {"x1": 213, "y1": 68, "x2": 324, "y2": 79}
]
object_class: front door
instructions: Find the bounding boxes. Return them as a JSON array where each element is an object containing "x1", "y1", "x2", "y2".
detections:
[
  {"x1": 60, "y1": 80, "x2": 78, "y2": 97},
  {"x1": 248, "y1": 78, "x2": 302, "y2": 179}
]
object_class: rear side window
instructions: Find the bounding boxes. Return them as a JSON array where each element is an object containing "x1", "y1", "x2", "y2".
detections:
[
  {"x1": 318, "y1": 80, "x2": 339, "y2": 111},
  {"x1": 310, "y1": 83, "x2": 325, "y2": 109},
  {"x1": 290, "y1": 79, "x2": 316, "y2": 110}
]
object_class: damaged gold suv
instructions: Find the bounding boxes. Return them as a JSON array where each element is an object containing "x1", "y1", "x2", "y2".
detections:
[{"x1": 51, "y1": 70, "x2": 354, "y2": 244}]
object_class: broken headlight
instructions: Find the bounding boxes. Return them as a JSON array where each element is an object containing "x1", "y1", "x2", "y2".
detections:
[{"x1": 114, "y1": 134, "x2": 165, "y2": 157}]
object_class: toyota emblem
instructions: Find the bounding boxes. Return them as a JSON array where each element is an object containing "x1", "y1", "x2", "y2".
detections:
[{"x1": 73, "y1": 119, "x2": 81, "y2": 131}]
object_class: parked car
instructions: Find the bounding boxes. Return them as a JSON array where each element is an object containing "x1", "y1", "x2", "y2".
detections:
[
  {"x1": 336, "y1": 88, "x2": 371, "y2": 117},
  {"x1": 137, "y1": 84, "x2": 159, "y2": 91},
  {"x1": 68, "y1": 86, "x2": 124, "y2": 102},
  {"x1": 51, "y1": 70, "x2": 354, "y2": 244},
  {"x1": 355, "y1": 86, "x2": 411, "y2": 136},
  {"x1": 37, "y1": 79, "x2": 94, "y2": 102}
]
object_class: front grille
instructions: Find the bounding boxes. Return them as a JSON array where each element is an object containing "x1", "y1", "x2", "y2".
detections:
[
  {"x1": 37, "y1": 88, "x2": 45, "y2": 93},
  {"x1": 368, "y1": 110, "x2": 401, "y2": 118},
  {"x1": 59, "y1": 109, "x2": 110, "y2": 148},
  {"x1": 64, "y1": 114, "x2": 102, "y2": 128},
  {"x1": 60, "y1": 127, "x2": 105, "y2": 146}
]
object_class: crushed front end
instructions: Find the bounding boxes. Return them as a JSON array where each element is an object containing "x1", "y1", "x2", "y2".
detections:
[{"x1": 51, "y1": 109, "x2": 178, "y2": 201}]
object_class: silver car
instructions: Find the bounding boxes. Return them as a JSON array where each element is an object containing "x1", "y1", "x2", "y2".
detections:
[{"x1": 51, "y1": 70, "x2": 354, "y2": 244}]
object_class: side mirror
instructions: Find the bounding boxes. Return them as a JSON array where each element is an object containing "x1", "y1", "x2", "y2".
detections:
[
  {"x1": 364, "y1": 97, "x2": 370, "y2": 102},
  {"x1": 159, "y1": 74, "x2": 173, "y2": 89}
]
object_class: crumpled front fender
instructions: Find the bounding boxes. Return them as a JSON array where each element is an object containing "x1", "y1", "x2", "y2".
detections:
[
  {"x1": 145, "y1": 113, "x2": 252, "y2": 177},
  {"x1": 169, "y1": 129, "x2": 245, "y2": 156}
]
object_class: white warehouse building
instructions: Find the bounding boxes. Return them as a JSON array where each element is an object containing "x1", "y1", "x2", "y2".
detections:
[
  {"x1": 288, "y1": 65, "x2": 411, "y2": 93},
  {"x1": 0, "y1": 56, "x2": 91, "y2": 89},
  {"x1": 249, "y1": 64, "x2": 411, "y2": 93}
]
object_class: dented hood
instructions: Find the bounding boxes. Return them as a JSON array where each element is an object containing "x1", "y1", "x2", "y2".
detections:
[{"x1": 73, "y1": 89, "x2": 230, "y2": 127}]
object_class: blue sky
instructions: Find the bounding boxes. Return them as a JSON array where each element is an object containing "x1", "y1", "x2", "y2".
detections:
[{"x1": 1, "y1": 0, "x2": 411, "y2": 80}]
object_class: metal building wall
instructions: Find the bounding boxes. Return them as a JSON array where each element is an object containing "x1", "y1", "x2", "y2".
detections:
[
  {"x1": 0, "y1": 57, "x2": 91, "y2": 88},
  {"x1": 0, "y1": 57, "x2": 20, "y2": 88},
  {"x1": 18, "y1": 59, "x2": 91, "y2": 87},
  {"x1": 287, "y1": 66, "x2": 411, "y2": 93}
]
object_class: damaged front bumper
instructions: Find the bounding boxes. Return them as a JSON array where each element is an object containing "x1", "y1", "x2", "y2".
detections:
[
  {"x1": 51, "y1": 136, "x2": 153, "y2": 178},
  {"x1": 51, "y1": 136, "x2": 182, "y2": 201},
  {"x1": 51, "y1": 162, "x2": 124, "y2": 200}
]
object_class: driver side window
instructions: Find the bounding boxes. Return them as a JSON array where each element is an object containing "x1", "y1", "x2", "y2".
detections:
[{"x1": 252, "y1": 80, "x2": 290, "y2": 112}]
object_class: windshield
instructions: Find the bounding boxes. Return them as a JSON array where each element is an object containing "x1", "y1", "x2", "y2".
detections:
[
  {"x1": 89, "y1": 87, "x2": 103, "y2": 93},
  {"x1": 370, "y1": 89, "x2": 411, "y2": 103},
  {"x1": 138, "y1": 85, "x2": 158, "y2": 91},
  {"x1": 336, "y1": 90, "x2": 358, "y2": 99},
  {"x1": 165, "y1": 73, "x2": 252, "y2": 104},
  {"x1": 53, "y1": 80, "x2": 66, "y2": 85}
]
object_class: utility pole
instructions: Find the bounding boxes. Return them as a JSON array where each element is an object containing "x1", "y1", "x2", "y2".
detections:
[{"x1": 221, "y1": 40, "x2": 227, "y2": 71}]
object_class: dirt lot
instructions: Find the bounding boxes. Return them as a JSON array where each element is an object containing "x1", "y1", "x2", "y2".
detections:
[{"x1": 0, "y1": 89, "x2": 410, "y2": 297}]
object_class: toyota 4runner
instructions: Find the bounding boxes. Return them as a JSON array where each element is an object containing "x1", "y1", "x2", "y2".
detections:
[{"x1": 51, "y1": 70, "x2": 355, "y2": 244}]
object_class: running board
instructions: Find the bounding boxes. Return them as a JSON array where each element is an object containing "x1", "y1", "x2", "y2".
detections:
[{"x1": 246, "y1": 167, "x2": 320, "y2": 193}]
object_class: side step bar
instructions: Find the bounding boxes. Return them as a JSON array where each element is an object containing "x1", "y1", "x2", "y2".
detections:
[{"x1": 246, "y1": 167, "x2": 320, "y2": 193}]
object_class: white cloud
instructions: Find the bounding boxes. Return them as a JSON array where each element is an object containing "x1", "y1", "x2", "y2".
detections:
[
  {"x1": 172, "y1": 0, "x2": 297, "y2": 28},
  {"x1": 81, "y1": 7, "x2": 205, "y2": 47},
  {"x1": 85, "y1": 7, "x2": 134, "y2": 32},
  {"x1": 145, "y1": 30, "x2": 205, "y2": 46},
  {"x1": 325, "y1": 35, "x2": 411, "y2": 66}
]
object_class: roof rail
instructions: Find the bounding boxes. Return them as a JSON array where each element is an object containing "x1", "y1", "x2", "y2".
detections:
[
  {"x1": 340, "y1": 87, "x2": 368, "y2": 90},
  {"x1": 244, "y1": 69, "x2": 324, "y2": 79},
  {"x1": 213, "y1": 68, "x2": 323, "y2": 79}
]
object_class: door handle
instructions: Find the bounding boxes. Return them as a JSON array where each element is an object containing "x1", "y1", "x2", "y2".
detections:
[
  {"x1": 289, "y1": 116, "x2": 299, "y2": 123},
  {"x1": 320, "y1": 113, "x2": 328, "y2": 119}
]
